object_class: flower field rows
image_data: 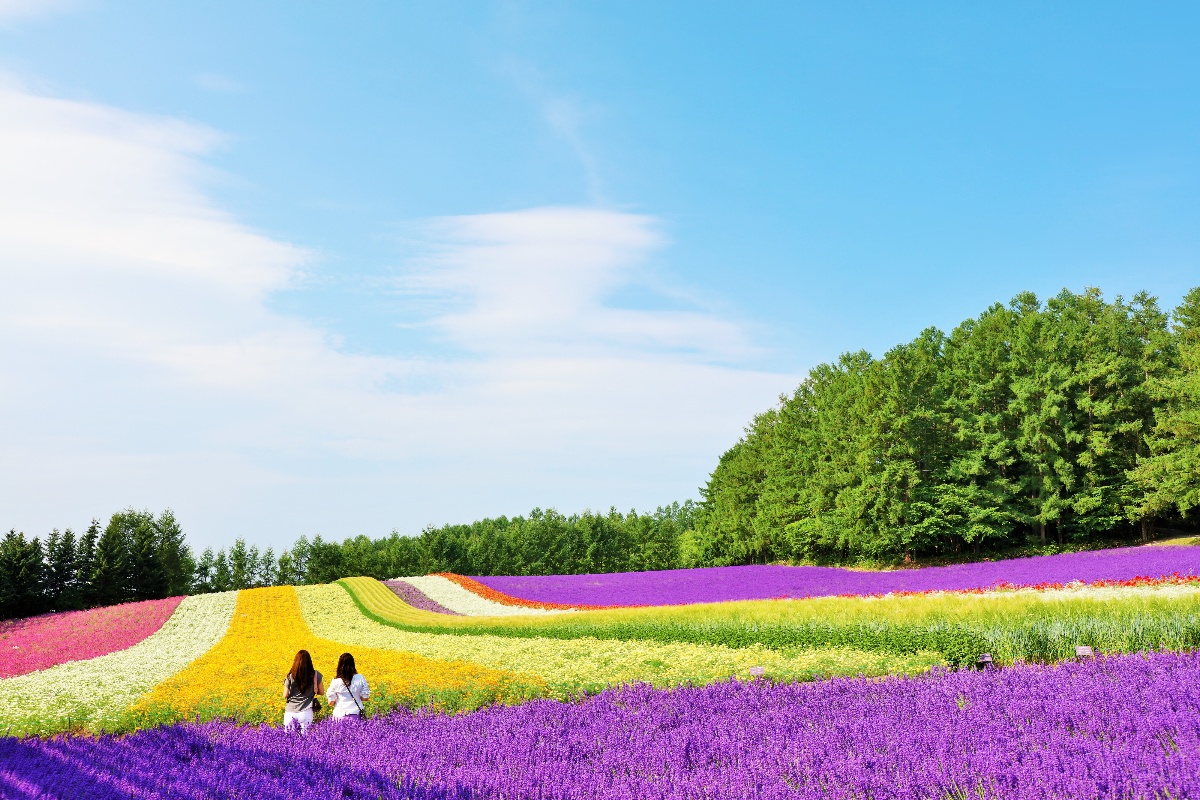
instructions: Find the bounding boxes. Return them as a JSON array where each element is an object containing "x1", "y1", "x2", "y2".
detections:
[
  {"x1": 390, "y1": 575, "x2": 569, "y2": 616},
  {"x1": 474, "y1": 545, "x2": 1200, "y2": 605},
  {"x1": 126, "y1": 586, "x2": 544, "y2": 730},
  {"x1": 302, "y1": 583, "x2": 942, "y2": 695},
  {"x1": 0, "y1": 596, "x2": 184, "y2": 678},
  {"x1": 382, "y1": 580, "x2": 461, "y2": 615},
  {"x1": 437, "y1": 572, "x2": 604, "y2": 610},
  {"x1": 0, "y1": 592, "x2": 237, "y2": 736},
  {"x1": 5, "y1": 651, "x2": 1200, "y2": 798},
  {"x1": 5, "y1": 544, "x2": 1200, "y2": 796},
  {"x1": 343, "y1": 574, "x2": 1200, "y2": 667}
]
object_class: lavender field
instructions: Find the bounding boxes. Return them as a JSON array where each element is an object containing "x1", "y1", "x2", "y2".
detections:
[
  {"x1": 475, "y1": 545, "x2": 1200, "y2": 606},
  {"x1": 5, "y1": 650, "x2": 1199, "y2": 799}
]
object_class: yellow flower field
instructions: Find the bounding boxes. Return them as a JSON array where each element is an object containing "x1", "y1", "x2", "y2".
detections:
[{"x1": 126, "y1": 586, "x2": 546, "y2": 728}]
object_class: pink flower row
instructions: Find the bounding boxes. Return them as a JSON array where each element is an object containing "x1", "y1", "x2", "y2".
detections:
[{"x1": 0, "y1": 596, "x2": 184, "y2": 678}]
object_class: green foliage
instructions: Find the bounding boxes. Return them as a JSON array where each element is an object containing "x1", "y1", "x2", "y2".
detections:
[
  {"x1": 694, "y1": 287, "x2": 1198, "y2": 563},
  {"x1": 0, "y1": 508, "x2": 195, "y2": 620},
  {"x1": 0, "y1": 530, "x2": 46, "y2": 619},
  {"x1": 238, "y1": 504, "x2": 698, "y2": 587},
  {"x1": 1131, "y1": 287, "x2": 1200, "y2": 519}
]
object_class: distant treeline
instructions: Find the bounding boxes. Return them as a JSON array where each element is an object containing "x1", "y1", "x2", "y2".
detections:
[
  {"x1": 0, "y1": 510, "x2": 193, "y2": 620},
  {"x1": 688, "y1": 287, "x2": 1200, "y2": 565},
  {"x1": 5, "y1": 286, "x2": 1199, "y2": 619},
  {"x1": 189, "y1": 503, "x2": 696, "y2": 591},
  {"x1": 1, "y1": 504, "x2": 695, "y2": 618}
]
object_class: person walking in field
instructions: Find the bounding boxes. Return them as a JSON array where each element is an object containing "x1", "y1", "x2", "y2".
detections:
[
  {"x1": 326, "y1": 651, "x2": 370, "y2": 720},
  {"x1": 283, "y1": 649, "x2": 324, "y2": 732}
]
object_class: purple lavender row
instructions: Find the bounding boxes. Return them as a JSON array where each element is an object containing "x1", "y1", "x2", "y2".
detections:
[
  {"x1": 6, "y1": 651, "x2": 1200, "y2": 799},
  {"x1": 382, "y1": 580, "x2": 462, "y2": 615},
  {"x1": 473, "y1": 545, "x2": 1200, "y2": 606}
]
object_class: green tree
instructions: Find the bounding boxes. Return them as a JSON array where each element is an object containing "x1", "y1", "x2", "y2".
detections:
[
  {"x1": 91, "y1": 518, "x2": 130, "y2": 607},
  {"x1": 76, "y1": 520, "x2": 100, "y2": 607},
  {"x1": 193, "y1": 548, "x2": 216, "y2": 593},
  {"x1": 155, "y1": 510, "x2": 195, "y2": 595},
  {"x1": 45, "y1": 528, "x2": 80, "y2": 611},
  {"x1": 0, "y1": 530, "x2": 46, "y2": 619},
  {"x1": 1131, "y1": 287, "x2": 1200, "y2": 519},
  {"x1": 212, "y1": 550, "x2": 232, "y2": 592},
  {"x1": 124, "y1": 511, "x2": 167, "y2": 600},
  {"x1": 228, "y1": 538, "x2": 251, "y2": 589}
]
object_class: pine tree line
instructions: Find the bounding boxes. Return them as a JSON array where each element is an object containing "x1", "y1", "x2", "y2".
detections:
[
  {"x1": 689, "y1": 287, "x2": 1200, "y2": 565},
  {"x1": 0, "y1": 509, "x2": 193, "y2": 620},
  {"x1": 190, "y1": 503, "x2": 695, "y2": 591},
  {"x1": 1, "y1": 504, "x2": 696, "y2": 617}
]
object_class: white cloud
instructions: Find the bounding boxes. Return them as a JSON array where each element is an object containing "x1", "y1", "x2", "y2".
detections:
[
  {"x1": 399, "y1": 207, "x2": 754, "y2": 360},
  {"x1": 0, "y1": 82, "x2": 796, "y2": 548},
  {"x1": 0, "y1": 0, "x2": 75, "y2": 23}
]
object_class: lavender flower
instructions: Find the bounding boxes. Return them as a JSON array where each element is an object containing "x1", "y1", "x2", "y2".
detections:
[
  {"x1": 474, "y1": 546, "x2": 1200, "y2": 606},
  {"x1": 383, "y1": 580, "x2": 462, "y2": 615},
  {"x1": 5, "y1": 650, "x2": 1200, "y2": 798}
]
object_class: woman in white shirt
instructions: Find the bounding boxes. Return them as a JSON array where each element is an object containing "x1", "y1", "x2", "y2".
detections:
[{"x1": 326, "y1": 651, "x2": 370, "y2": 720}]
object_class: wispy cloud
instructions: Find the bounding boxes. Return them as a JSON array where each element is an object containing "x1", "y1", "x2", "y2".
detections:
[
  {"x1": 0, "y1": 81, "x2": 795, "y2": 547},
  {"x1": 500, "y1": 59, "x2": 607, "y2": 203},
  {"x1": 0, "y1": 0, "x2": 76, "y2": 23},
  {"x1": 193, "y1": 73, "x2": 245, "y2": 94},
  {"x1": 397, "y1": 207, "x2": 754, "y2": 361}
]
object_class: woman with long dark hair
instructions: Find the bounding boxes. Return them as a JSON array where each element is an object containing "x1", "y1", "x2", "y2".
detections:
[
  {"x1": 283, "y1": 649, "x2": 324, "y2": 732},
  {"x1": 325, "y1": 651, "x2": 370, "y2": 720}
]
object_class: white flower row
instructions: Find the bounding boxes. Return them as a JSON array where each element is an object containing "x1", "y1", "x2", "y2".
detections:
[
  {"x1": 392, "y1": 575, "x2": 571, "y2": 616},
  {"x1": 0, "y1": 590, "x2": 238, "y2": 735}
]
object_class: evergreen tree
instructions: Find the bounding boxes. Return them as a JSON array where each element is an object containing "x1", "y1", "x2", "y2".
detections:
[
  {"x1": 91, "y1": 518, "x2": 130, "y2": 607},
  {"x1": 228, "y1": 538, "x2": 251, "y2": 589},
  {"x1": 305, "y1": 535, "x2": 344, "y2": 584},
  {"x1": 259, "y1": 547, "x2": 278, "y2": 586},
  {"x1": 283, "y1": 536, "x2": 311, "y2": 585},
  {"x1": 1131, "y1": 287, "x2": 1200, "y2": 519},
  {"x1": 193, "y1": 548, "x2": 216, "y2": 593},
  {"x1": 123, "y1": 511, "x2": 167, "y2": 600},
  {"x1": 212, "y1": 550, "x2": 232, "y2": 592},
  {"x1": 0, "y1": 531, "x2": 46, "y2": 619},
  {"x1": 155, "y1": 510, "x2": 194, "y2": 595},
  {"x1": 45, "y1": 528, "x2": 80, "y2": 611},
  {"x1": 76, "y1": 520, "x2": 100, "y2": 607},
  {"x1": 688, "y1": 407, "x2": 779, "y2": 566}
]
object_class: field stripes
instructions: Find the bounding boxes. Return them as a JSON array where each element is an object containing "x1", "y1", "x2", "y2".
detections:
[
  {"x1": 341, "y1": 575, "x2": 1200, "y2": 668},
  {"x1": 300, "y1": 583, "x2": 942, "y2": 695},
  {"x1": 437, "y1": 573, "x2": 606, "y2": 610},
  {"x1": 0, "y1": 591, "x2": 237, "y2": 736},
  {"x1": 125, "y1": 586, "x2": 544, "y2": 730},
  {"x1": 392, "y1": 575, "x2": 570, "y2": 616},
  {"x1": 0, "y1": 596, "x2": 185, "y2": 679}
]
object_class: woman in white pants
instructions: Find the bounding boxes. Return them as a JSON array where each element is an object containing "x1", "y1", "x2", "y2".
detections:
[
  {"x1": 326, "y1": 652, "x2": 370, "y2": 720},
  {"x1": 283, "y1": 649, "x2": 324, "y2": 732}
]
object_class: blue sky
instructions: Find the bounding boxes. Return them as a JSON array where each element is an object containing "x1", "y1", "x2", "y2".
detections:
[{"x1": 1, "y1": 2, "x2": 1197, "y2": 549}]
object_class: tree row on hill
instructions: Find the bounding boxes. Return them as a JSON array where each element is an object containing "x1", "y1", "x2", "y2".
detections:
[
  {"x1": 1, "y1": 504, "x2": 694, "y2": 618},
  {"x1": 689, "y1": 287, "x2": 1200, "y2": 565},
  {"x1": 190, "y1": 503, "x2": 695, "y2": 591},
  {"x1": 0, "y1": 510, "x2": 193, "y2": 620}
]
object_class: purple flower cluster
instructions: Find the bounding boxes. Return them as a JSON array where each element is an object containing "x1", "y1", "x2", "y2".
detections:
[
  {"x1": 474, "y1": 545, "x2": 1200, "y2": 606},
  {"x1": 383, "y1": 580, "x2": 461, "y2": 615},
  {"x1": 4, "y1": 651, "x2": 1200, "y2": 799}
]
